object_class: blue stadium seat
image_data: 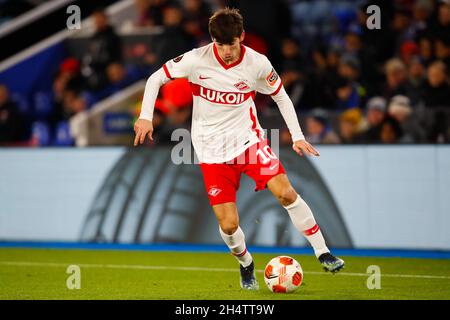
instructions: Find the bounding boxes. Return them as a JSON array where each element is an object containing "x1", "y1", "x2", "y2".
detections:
[
  {"x1": 31, "y1": 121, "x2": 51, "y2": 146},
  {"x1": 81, "y1": 91, "x2": 99, "y2": 109},
  {"x1": 33, "y1": 91, "x2": 54, "y2": 119},
  {"x1": 10, "y1": 92, "x2": 30, "y2": 114},
  {"x1": 53, "y1": 121, "x2": 74, "y2": 146}
]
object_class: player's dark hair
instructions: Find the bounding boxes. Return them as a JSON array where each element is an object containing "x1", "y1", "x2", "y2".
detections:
[{"x1": 208, "y1": 8, "x2": 244, "y2": 44}]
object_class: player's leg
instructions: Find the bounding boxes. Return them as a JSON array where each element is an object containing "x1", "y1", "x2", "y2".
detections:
[
  {"x1": 242, "y1": 139, "x2": 344, "y2": 272},
  {"x1": 267, "y1": 173, "x2": 345, "y2": 273},
  {"x1": 212, "y1": 202, "x2": 258, "y2": 290},
  {"x1": 213, "y1": 202, "x2": 253, "y2": 267},
  {"x1": 199, "y1": 162, "x2": 258, "y2": 289}
]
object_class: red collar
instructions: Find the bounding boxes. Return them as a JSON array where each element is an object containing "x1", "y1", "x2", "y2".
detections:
[{"x1": 213, "y1": 43, "x2": 246, "y2": 70}]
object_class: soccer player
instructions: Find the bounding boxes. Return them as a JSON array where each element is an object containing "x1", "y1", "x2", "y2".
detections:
[{"x1": 134, "y1": 8, "x2": 344, "y2": 290}]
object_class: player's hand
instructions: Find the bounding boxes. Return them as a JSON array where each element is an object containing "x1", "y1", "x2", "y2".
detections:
[
  {"x1": 292, "y1": 139, "x2": 320, "y2": 157},
  {"x1": 133, "y1": 118, "x2": 153, "y2": 146}
]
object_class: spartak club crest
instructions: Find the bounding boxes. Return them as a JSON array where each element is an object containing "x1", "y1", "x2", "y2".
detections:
[{"x1": 234, "y1": 81, "x2": 250, "y2": 91}]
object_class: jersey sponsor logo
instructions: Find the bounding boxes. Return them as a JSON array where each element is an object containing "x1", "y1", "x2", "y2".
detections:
[
  {"x1": 200, "y1": 86, "x2": 244, "y2": 104},
  {"x1": 234, "y1": 81, "x2": 250, "y2": 91},
  {"x1": 266, "y1": 68, "x2": 279, "y2": 87},
  {"x1": 173, "y1": 55, "x2": 184, "y2": 63},
  {"x1": 191, "y1": 83, "x2": 254, "y2": 105}
]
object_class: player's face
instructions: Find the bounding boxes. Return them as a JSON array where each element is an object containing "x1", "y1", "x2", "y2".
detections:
[{"x1": 215, "y1": 35, "x2": 244, "y2": 64}]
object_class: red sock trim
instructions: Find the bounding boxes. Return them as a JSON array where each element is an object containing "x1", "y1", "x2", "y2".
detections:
[{"x1": 232, "y1": 247, "x2": 247, "y2": 257}]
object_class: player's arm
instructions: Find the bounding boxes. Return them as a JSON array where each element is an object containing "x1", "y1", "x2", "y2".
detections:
[
  {"x1": 134, "y1": 68, "x2": 169, "y2": 146},
  {"x1": 134, "y1": 51, "x2": 195, "y2": 146},
  {"x1": 256, "y1": 57, "x2": 319, "y2": 157},
  {"x1": 271, "y1": 87, "x2": 319, "y2": 157}
]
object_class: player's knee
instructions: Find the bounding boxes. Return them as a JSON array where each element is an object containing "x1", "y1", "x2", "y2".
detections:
[
  {"x1": 277, "y1": 187, "x2": 297, "y2": 207},
  {"x1": 220, "y1": 221, "x2": 239, "y2": 235}
]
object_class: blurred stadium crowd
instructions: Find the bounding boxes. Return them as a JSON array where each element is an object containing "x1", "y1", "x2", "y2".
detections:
[{"x1": 0, "y1": 0, "x2": 450, "y2": 146}]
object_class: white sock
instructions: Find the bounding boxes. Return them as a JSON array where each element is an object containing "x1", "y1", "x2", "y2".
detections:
[
  {"x1": 284, "y1": 194, "x2": 330, "y2": 258},
  {"x1": 219, "y1": 226, "x2": 253, "y2": 267}
]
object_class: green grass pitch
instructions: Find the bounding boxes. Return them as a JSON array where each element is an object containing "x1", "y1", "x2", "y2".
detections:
[{"x1": 1, "y1": 248, "x2": 450, "y2": 300}]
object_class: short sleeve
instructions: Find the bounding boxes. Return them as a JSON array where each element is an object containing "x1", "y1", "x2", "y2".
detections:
[
  {"x1": 162, "y1": 49, "x2": 197, "y2": 79},
  {"x1": 255, "y1": 56, "x2": 283, "y2": 96}
]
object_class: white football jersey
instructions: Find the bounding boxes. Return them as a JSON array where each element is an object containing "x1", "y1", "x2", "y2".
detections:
[{"x1": 162, "y1": 43, "x2": 283, "y2": 163}]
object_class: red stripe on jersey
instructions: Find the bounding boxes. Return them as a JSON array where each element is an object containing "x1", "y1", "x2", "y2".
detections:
[
  {"x1": 232, "y1": 247, "x2": 247, "y2": 257},
  {"x1": 249, "y1": 105, "x2": 261, "y2": 139},
  {"x1": 270, "y1": 82, "x2": 283, "y2": 96},
  {"x1": 303, "y1": 224, "x2": 320, "y2": 236},
  {"x1": 213, "y1": 43, "x2": 246, "y2": 70},
  {"x1": 162, "y1": 64, "x2": 173, "y2": 79},
  {"x1": 190, "y1": 83, "x2": 255, "y2": 105}
]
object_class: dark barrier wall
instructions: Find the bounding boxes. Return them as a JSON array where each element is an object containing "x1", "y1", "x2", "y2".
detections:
[{"x1": 80, "y1": 147, "x2": 353, "y2": 248}]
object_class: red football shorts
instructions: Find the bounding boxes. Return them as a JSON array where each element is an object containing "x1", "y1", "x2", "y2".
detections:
[{"x1": 199, "y1": 139, "x2": 286, "y2": 206}]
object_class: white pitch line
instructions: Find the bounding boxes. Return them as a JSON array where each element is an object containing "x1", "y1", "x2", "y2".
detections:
[{"x1": 1, "y1": 261, "x2": 450, "y2": 280}]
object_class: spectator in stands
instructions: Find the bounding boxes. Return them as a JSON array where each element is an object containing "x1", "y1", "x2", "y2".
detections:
[
  {"x1": 427, "y1": 0, "x2": 450, "y2": 42},
  {"x1": 59, "y1": 57, "x2": 84, "y2": 92},
  {"x1": 243, "y1": 32, "x2": 269, "y2": 56},
  {"x1": 50, "y1": 88, "x2": 86, "y2": 125},
  {"x1": 92, "y1": 62, "x2": 141, "y2": 102},
  {"x1": 343, "y1": 31, "x2": 362, "y2": 58},
  {"x1": 305, "y1": 109, "x2": 341, "y2": 144},
  {"x1": 0, "y1": 84, "x2": 30, "y2": 144},
  {"x1": 411, "y1": 0, "x2": 434, "y2": 39},
  {"x1": 358, "y1": 96, "x2": 387, "y2": 143},
  {"x1": 280, "y1": 38, "x2": 305, "y2": 74},
  {"x1": 381, "y1": 58, "x2": 409, "y2": 99},
  {"x1": 279, "y1": 64, "x2": 303, "y2": 109},
  {"x1": 134, "y1": 0, "x2": 153, "y2": 27},
  {"x1": 400, "y1": 40, "x2": 419, "y2": 66},
  {"x1": 158, "y1": 78, "x2": 192, "y2": 120},
  {"x1": 338, "y1": 54, "x2": 360, "y2": 82},
  {"x1": 418, "y1": 35, "x2": 435, "y2": 66},
  {"x1": 434, "y1": 37, "x2": 450, "y2": 70},
  {"x1": 421, "y1": 58, "x2": 450, "y2": 142},
  {"x1": 405, "y1": 56, "x2": 426, "y2": 106},
  {"x1": 391, "y1": 8, "x2": 413, "y2": 52},
  {"x1": 48, "y1": 59, "x2": 86, "y2": 131},
  {"x1": 182, "y1": 0, "x2": 212, "y2": 45},
  {"x1": 147, "y1": 0, "x2": 175, "y2": 26},
  {"x1": 10, "y1": 0, "x2": 450, "y2": 147},
  {"x1": 334, "y1": 76, "x2": 360, "y2": 110},
  {"x1": 153, "y1": 78, "x2": 193, "y2": 143},
  {"x1": 422, "y1": 60, "x2": 450, "y2": 107},
  {"x1": 309, "y1": 46, "x2": 341, "y2": 109},
  {"x1": 107, "y1": 63, "x2": 136, "y2": 87},
  {"x1": 154, "y1": 5, "x2": 194, "y2": 67},
  {"x1": 61, "y1": 89, "x2": 80, "y2": 118},
  {"x1": 279, "y1": 38, "x2": 315, "y2": 109},
  {"x1": 82, "y1": 10, "x2": 122, "y2": 90},
  {"x1": 225, "y1": 0, "x2": 292, "y2": 67},
  {"x1": 354, "y1": 3, "x2": 395, "y2": 95},
  {"x1": 48, "y1": 72, "x2": 69, "y2": 131},
  {"x1": 70, "y1": 96, "x2": 87, "y2": 115},
  {"x1": 338, "y1": 108, "x2": 363, "y2": 144},
  {"x1": 388, "y1": 95, "x2": 426, "y2": 143},
  {"x1": 379, "y1": 115, "x2": 404, "y2": 144}
]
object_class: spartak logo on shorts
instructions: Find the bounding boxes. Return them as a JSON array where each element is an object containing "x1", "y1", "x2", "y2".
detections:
[
  {"x1": 234, "y1": 81, "x2": 250, "y2": 91},
  {"x1": 208, "y1": 187, "x2": 222, "y2": 197}
]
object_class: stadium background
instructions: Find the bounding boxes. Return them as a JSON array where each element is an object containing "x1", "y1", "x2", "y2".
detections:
[{"x1": 0, "y1": 0, "x2": 450, "y2": 301}]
